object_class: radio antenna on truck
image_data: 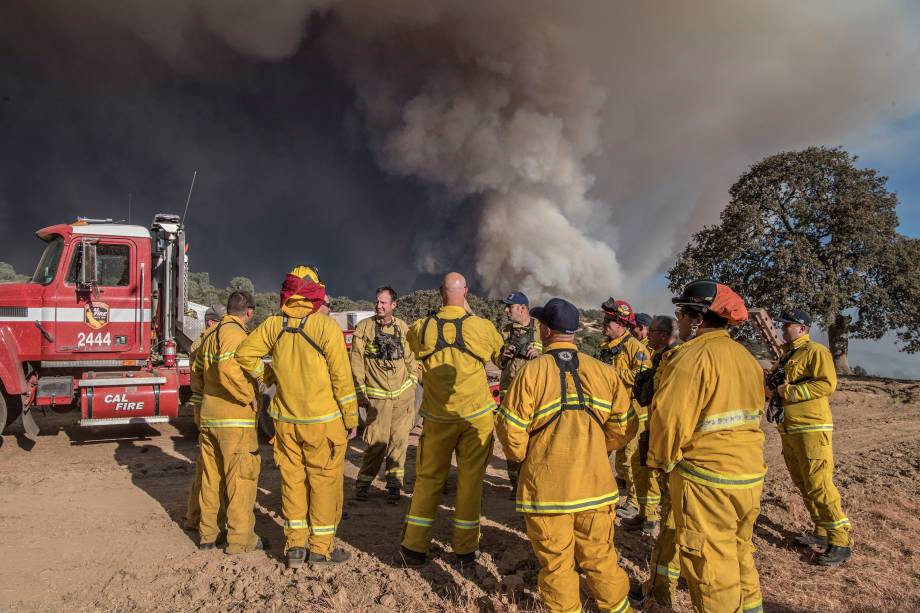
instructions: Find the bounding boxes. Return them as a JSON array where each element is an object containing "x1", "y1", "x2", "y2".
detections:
[{"x1": 181, "y1": 170, "x2": 198, "y2": 226}]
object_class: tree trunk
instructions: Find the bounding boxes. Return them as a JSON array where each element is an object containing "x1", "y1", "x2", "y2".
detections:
[{"x1": 827, "y1": 314, "x2": 852, "y2": 375}]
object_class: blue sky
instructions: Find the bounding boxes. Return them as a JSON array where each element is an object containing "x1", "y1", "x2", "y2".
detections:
[{"x1": 848, "y1": 113, "x2": 920, "y2": 236}]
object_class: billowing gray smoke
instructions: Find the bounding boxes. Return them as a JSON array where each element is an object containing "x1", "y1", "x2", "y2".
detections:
[{"x1": 1, "y1": 1, "x2": 919, "y2": 306}]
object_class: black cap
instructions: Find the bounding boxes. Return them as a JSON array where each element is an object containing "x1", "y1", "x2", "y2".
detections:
[
  {"x1": 776, "y1": 308, "x2": 812, "y2": 327},
  {"x1": 530, "y1": 298, "x2": 580, "y2": 334},
  {"x1": 634, "y1": 313, "x2": 652, "y2": 328}
]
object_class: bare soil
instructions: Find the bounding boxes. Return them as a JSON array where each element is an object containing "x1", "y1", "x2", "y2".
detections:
[{"x1": 1, "y1": 376, "x2": 919, "y2": 612}]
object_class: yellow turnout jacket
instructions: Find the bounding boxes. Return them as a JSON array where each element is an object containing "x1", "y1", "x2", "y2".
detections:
[
  {"x1": 771, "y1": 334, "x2": 837, "y2": 434},
  {"x1": 235, "y1": 301, "x2": 358, "y2": 430},
  {"x1": 496, "y1": 342, "x2": 637, "y2": 513},
  {"x1": 408, "y1": 305, "x2": 504, "y2": 423},
  {"x1": 648, "y1": 330, "x2": 766, "y2": 489},
  {"x1": 497, "y1": 319, "x2": 544, "y2": 396},
  {"x1": 195, "y1": 315, "x2": 258, "y2": 428},
  {"x1": 350, "y1": 316, "x2": 418, "y2": 401}
]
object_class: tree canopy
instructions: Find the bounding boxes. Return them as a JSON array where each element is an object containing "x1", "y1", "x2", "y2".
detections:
[
  {"x1": 668, "y1": 146, "x2": 919, "y2": 372},
  {"x1": 0, "y1": 262, "x2": 28, "y2": 283}
]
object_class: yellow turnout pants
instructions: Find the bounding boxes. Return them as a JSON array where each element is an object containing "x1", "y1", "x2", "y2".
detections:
[
  {"x1": 645, "y1": 470, "x2": 679, "y2": 604},
  {"x1": 670, "y1": 471, "x2": 763, "y2": 613},
  {"x1": 273, "y1": 418, "x2": 348, "y2": 555},
  {"x1": 198, "y1": 426, "x2": 261, "y2": 553},
  {"x1": 631, "y1": 421, "x2": 660, "y2": 518},
  {"x1": 185, "y1": 405, "x2": 226, "y2": 529},
  {"x1": 524, "y1": 505, "x2": 631, "y2": 613},
  {"x1": 357, "y1": 393, "x2": 414, "y2": 488},
  {"x1": 401, "y1": 415, "x2": 493, "y2": 555},
  {"x1": 615, "y1": 439, "x2": 636, "y2": 503},
  {"x1": 780, "y1": 431, "x2": 852, "y2": 547}
]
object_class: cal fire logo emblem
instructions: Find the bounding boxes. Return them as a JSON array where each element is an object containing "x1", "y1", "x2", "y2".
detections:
[{"x1": 84, "y1": 302, "x2": 110, "y2": 329}]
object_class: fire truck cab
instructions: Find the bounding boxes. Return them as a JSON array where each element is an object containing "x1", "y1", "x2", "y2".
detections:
[{"x1": 0, "y1": 214, "x2": 194, "y2": 435}]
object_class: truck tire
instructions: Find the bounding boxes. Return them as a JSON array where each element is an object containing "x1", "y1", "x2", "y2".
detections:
[{"x1": 1, "y1": 392, "x2": 23, "y2": 434}]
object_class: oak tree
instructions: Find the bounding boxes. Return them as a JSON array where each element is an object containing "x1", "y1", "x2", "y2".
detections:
[{"x1": 668, "y1": 146, "x2": 918, "y2": 373}]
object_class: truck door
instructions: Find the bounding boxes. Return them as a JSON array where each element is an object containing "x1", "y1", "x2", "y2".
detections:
[{"x1": 50, "y1": 238, "x2": 146, "y2": 358}]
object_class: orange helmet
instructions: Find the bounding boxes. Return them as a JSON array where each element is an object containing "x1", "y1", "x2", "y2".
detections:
[{"x1": 672, "y1": 279, "x2": 748, "y2": 326}]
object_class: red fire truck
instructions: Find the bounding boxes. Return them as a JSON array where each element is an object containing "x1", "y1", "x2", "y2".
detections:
[{"x1": 0, "y1": 214, "x2": 200, "y2": 438}]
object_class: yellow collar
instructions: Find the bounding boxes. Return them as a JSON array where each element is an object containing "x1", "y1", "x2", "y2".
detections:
[{"x1": 438, "y1": 305, "x2": 468, "y2": 318}]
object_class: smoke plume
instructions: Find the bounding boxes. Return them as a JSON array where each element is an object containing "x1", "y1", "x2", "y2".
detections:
[{"x1": 1, "y1": 1, "x2": 918, "y2": 307}]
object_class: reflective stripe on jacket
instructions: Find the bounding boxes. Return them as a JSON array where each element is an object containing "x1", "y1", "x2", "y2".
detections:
[{"x1": 648, "y1": 330, "x2": 766, "y2": 488}]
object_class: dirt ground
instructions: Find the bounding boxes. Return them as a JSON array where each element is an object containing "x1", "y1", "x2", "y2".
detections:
[{"x1": 2, "y1": 376, "x2": 919, "y2": 613}]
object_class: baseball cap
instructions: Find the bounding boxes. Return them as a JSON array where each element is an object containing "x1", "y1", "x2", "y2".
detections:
[
  {"x1": 205, "y1": 304, "x2": 227, "y2": 322},
  {"x1": 530, "y1": 298, "x2": 579, "y2": 334},
  {"x1": 776, "y1": 308, "x2": 812, "y2": 327},
  {"x1": 502, "y1": 291, "x2": 529, "y2": 306},
  {"x1": 634, "y1": 313, "x2": 652, "y2": 328}
]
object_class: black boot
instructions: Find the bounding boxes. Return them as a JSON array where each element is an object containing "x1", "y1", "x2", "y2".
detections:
[
  {"x1": 309, "y1": 548, "x2": 352, "y2": 566},
  {"x1": 792, "y1": 533, "x2": 828, "y2": 548},
  {"x1": 287, "y1": 547, "x2": 307, "y2": 569},
  {"x1": 816, "y1": 545, "x2": 851, "y2": 566},
  {"x1": 622, "y1": 515, "x2": 658, "y2": 536},
  {"x1": 355, "y1": 484, "x2": 370, "y2": 501},
  {"x1": 453, "y1": 550, "x2": 480, "y2": 569},
  {"x1": 396, "y1": 546, "x2": 428, "y2": 568},
  {"x1": 385, "y1": 485, "x2": 401, "y2": 505},
  {"x1": 628, "y1": 581, "x2": 646, "y2": 602}
]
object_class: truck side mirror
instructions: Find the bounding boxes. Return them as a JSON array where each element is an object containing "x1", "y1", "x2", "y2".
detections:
[{"x1": 78, "y1": 240, "x2": 98, "y2": 291}]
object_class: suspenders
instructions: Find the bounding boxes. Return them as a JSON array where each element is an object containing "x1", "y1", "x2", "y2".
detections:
[
  {"x1": 274, "y1": 314, "x2": 323, "y2": 355},
  {"x1": 418, "y1": 314, "x2": 484, "y2": 363},
  {"x1": 529, "y1": 349, "x2": 604, "y2": 436}
]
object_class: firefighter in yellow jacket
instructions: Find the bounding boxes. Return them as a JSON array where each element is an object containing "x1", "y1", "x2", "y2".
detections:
[
  {"x1": 351, "y1": 286, "x2": 418, "y2": 504},
  {"x1": 184, "y1": 304, "x2": 225, "y2": 531},
  {"x1": 497, "y1": 298, "x2": 637, "y2": 613},
  {"x1": 632, "y1": 312, "x2": 652, "y2": 347},
  {"x1": 235, "y1": 266, "x2": 358, "y2": 569},
  {"x1": 648, "y1": 279, "x2": 765, "y2": 613},
  {"x1": 597, "y1": 298, "x2": 652, "y2": 520},
  {"x1": 497, "y1": 290, "x2": 543, "y2": 498},
  {"x1": 767, "y1": 308, "x2": 851, "y2": 566},
  {"x1": 195, "y1": 292, "x2": 266, "y2": 553},
  {"x1": 630, "y1": 315, "x2": 683, "y2": 605},
  {"x1": 398, "y1": 272, "x2": 505, "y2": 567}
]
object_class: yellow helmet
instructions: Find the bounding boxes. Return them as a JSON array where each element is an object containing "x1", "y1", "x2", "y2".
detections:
[{"x1": 288, "y1": 264, "x2": 323, "y2": 286}]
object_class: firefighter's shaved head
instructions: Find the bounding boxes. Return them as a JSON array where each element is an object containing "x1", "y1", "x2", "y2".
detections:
[{"x1": 440, "y1": 272, "x2": 468, "y2": 307}]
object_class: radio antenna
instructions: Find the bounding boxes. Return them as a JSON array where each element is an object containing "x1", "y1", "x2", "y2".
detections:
[
  {"x1": 181, "y1": 170, "x2": 198, "y2": 226},
  {"x1": 127, "y1": 192, "x2": 132, "y2": 224}
]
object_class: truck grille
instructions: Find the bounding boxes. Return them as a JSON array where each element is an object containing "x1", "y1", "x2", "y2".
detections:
[{"x1": 0, "y1": 306, "x2": 27, "y2": 317}]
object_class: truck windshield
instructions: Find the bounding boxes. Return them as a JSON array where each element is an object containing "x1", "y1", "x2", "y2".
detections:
[{"x1": 31, "y1": 236, "x2": 64, "y2": 285}]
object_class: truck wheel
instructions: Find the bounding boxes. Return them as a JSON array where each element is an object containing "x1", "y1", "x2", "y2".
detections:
[{"x1": 1, "y1": 393, "x2": 23, "y2": 434}]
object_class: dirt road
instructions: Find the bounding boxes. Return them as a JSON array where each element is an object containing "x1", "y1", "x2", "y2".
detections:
[{"x1": 2, "y1": 377, "x2": 919, "y2": 612}]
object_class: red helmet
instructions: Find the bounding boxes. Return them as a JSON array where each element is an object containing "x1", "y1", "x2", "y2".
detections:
[{"x1": 601, "y1": 297, "x2": 636, "y2": 326}]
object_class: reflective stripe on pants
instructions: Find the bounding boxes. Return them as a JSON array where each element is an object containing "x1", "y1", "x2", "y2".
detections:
[
  {"x1": 357, "y1": 393, "x2": 414, "y2": 488},
  {"x1": 198, "y1": 425, "x2": 260, "y2": 553},
  {"x1": 401, "y1": 414, "x2": 493, "y2": 555},
  {"x1": 273, "y1": 418, "x2": 347, "y2": 555},
  {"x1": 670, "y1": 471, "x2": 763, "y2": 613},
  {"x1": 780, "y1": 430, "x2": 852, "y2": 547},
  {"x1": 525, "y1": 505, "x2": 630, "y2": 613}
]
